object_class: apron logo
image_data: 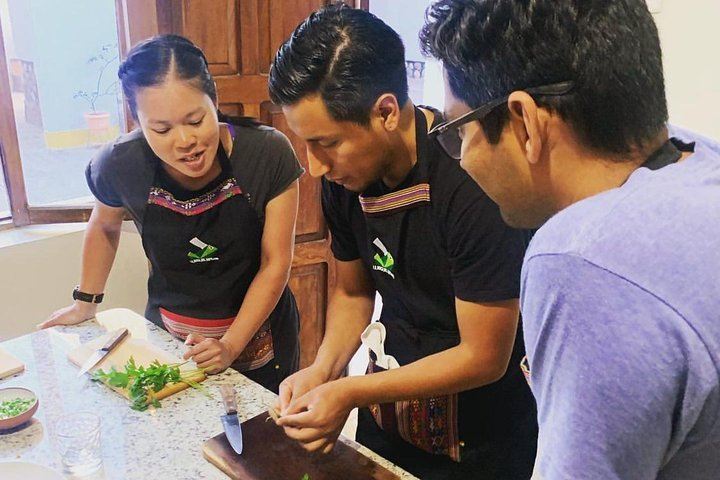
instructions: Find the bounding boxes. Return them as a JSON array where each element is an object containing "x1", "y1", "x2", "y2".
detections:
[
  {"x1": 187, "y1": 237, "x2": 219, "y2": 263},
  {"x1": 372, "y1": 238, "x2": 395, "y2": 279}
]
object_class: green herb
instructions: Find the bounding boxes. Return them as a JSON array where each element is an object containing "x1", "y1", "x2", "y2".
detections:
[
  {"x1": 0, "y1": 397, "x2": 34, "y2": 419},
  {"x1": 93, "y1": 356, "x2": 212, "y2": 411},
  {"x1": 301, "y1": 474, "x2": 311, "y2": 480}
]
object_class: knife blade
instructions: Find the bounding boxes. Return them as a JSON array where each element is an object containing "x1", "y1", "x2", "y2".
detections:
[
  {"x1": 220, "y1": 383, "x2": 243, "y2": 454},
  {"x1": 77, "y1": 327, "x2": 129, "y2": 377}
]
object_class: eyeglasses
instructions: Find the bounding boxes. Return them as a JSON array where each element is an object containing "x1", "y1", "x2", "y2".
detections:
[{"x1": 429, "y1": 81, "x2": 574, "y2": 160}]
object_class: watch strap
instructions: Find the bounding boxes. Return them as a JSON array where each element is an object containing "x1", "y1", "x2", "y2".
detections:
[{"x1": 73, "y1": 286, "x2": 104, "y2": 304}]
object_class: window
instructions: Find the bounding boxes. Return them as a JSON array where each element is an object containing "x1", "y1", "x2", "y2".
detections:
[
  {"x1": 369, "y1": 0, "x2": 444, "y2": 108},
  {"x1": 0, "y1": 164, "x2": 9, "y2": 219},
  {"x1": 0, "y1": 0, "x2": 153, "y2": 227}
]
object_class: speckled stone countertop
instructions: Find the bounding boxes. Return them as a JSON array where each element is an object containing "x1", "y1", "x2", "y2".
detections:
[{"x1": 0, "y1": 320, "x2": 415, "y2": 479}]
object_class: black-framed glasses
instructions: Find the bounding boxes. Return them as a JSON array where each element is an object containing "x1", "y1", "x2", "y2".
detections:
[{"x1": 429, "y1": 81, "x2": 574, "y2": 160}]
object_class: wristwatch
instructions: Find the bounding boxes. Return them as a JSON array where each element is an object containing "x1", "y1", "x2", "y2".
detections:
[{"x1": 72, "y1": 286, "x2": 104, "y2": 304}]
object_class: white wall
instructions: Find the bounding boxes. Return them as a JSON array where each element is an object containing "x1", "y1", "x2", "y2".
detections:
[
  {"x1": 653, "y1": 1, "x2": 720, "y2": 139},
  {"x1": 369, "y1": 1, "x2": 445, "y2": 108},
  {"x1": 0, "y1": 222, "x2": 148, "y2": 341},
  {"x1": 370, "y1": 0, "x2": 431, "y2": 62}
]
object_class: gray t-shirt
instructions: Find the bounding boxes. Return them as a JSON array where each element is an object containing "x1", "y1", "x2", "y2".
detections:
[
  {"x1": 85, "y1": 123, "x2": 303, "y2": 232},
  {"x1": 522, "y1": 127, "x2": 720, "y2": 479}
]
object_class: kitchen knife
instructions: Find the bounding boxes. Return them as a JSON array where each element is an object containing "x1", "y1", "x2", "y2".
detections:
[
  {"x1": 220, "y1": 383, "x2": 243, "y2": 455},
  {"x1": 77, "y1": 327, "x2": 129, "y2": 377}
]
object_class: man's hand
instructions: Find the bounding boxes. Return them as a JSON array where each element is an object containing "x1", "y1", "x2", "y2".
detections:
[
  {"x1": 38, "y1": 302, "x2": 97, "y2": 329},
  {"x1": 183, "y1": 333, "x2": 236, "y2": 373},
  {"x1": 278, "y1": 364, "x2": 330, "y2": 413},
  {"x1": 277, "y1": 380, "x2": 354, "y2": 454}
]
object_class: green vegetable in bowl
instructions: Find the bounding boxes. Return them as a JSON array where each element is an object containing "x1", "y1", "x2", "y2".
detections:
[
  {"x1": 92, "y1": 356, "x2": 212, "y2": 411},
  {"x1": 0, "y1": 397, "x2": 34, "y2": 419}
]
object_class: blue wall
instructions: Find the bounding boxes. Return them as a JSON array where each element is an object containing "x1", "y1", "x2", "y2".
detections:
[{"x1": 8, "y1": 0, "x2": 120, "y2": 133}]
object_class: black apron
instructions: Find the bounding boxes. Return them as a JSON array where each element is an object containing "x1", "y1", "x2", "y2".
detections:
[
  {"x1": 355, "y1": 109, "x2": 539, "y2": 479},
  {"x1": 359, "y1": 108, "x2": 464, "y2": 461},
  {"x1": 643, "y1": 137, "x2": 687, "y2": 170},
  {"x1": 141, "y1": 143, "x2": 298, "y2": 390}
]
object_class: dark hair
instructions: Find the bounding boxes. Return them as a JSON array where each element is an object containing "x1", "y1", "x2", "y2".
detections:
[
  {"x1": 420, "y1": 0, "x2": 668, "y2": 155},
  {"x1": 268, "y1": 4, "x2": 408, "y2": 126},
  {"x1": 118, "y1": 34, "x2": 216, "y2": 120},
  {"x1": 118, "y1": 34, "x2": 258, "y2": 127}
]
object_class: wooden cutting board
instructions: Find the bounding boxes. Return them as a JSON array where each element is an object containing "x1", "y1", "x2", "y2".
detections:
[
  {"x1": 67, "y1": 332, "x2": 205, "y2": 404},
  {"x1": 203, "y1": 411, "x2": 400, "y2": 480},
  {"x1": 0, "y1": 347, "x2": 24, "y2": 379}
]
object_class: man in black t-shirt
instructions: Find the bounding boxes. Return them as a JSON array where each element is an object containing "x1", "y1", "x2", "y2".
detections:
[{"x1": 267, "y1": 6, "x2": 537, "y2": 479}]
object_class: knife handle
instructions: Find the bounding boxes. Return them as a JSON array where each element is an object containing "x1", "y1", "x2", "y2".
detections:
[
  {"x1": 220, "y1": 384, "x2": 238, "y2": 414},
  {"x1": 101, "y1": 328, "x2": 129, "y2": 351}
]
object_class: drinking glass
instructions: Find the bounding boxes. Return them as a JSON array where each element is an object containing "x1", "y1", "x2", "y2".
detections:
[{"x1": 54, "y1": 412, "x2": 102, "y2": 476}]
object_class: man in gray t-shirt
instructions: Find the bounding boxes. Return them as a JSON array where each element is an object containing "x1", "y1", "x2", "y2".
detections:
[
  {"x1": 522, "y1": 127, "x2": 720, "y2": 479},
  {"x1": 422, "y1": 1, "x2": 720, "y2": 478}
]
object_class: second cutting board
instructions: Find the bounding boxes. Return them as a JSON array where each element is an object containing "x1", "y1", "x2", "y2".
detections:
[{"x1": 0, "y1": 347, "x2": 24, "y2": 379}]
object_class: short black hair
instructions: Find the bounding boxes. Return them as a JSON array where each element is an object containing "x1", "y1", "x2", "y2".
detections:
[
  {"x1": 269, "y1": 4, "x2": 408, "y2": 126},
  {"x1": 421, "y1": 0, "x2": 668, "y2": 155}
]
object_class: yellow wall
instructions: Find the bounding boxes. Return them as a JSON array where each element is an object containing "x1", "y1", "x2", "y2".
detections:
[{"x1": 44, "y1": 126, "x2": 120, "y2": 149}]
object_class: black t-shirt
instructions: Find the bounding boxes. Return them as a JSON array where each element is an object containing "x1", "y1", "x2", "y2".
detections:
[
  {"x1": 323, "y1": 112, "x2": 524, "y2": 323},
  {"x1": 322, "y1": 106, "x2": 533, "y2": 444},
  {"x1": 85, "y1": 123, "x2": 303, "y2": 231}
]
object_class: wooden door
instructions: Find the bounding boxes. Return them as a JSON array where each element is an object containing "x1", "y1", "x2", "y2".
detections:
[{"x1": 118, "y1": 0, "x2": 345, "y2": 368}]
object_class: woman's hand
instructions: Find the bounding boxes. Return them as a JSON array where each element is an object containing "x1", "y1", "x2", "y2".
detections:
[
  {"x1": 38, "y1": 302, "x2": 98, "y2": 329},
  {"x1": 183, "y1": 333, "x2": 237, "y2": 374}
]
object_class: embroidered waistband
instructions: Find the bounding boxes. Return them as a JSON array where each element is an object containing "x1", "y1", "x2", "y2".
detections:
[
  {"x1": 233, "y1": 328, "x2": 274, "y2": 372},
  {"x1": 367, "y1": 359, "x2": 461, "y2": 461},
  {"x1": 359, "y1": 183, "x2": 431, "y2": 217},
  {"x1": 160, "y1": 308, "x2": 234, "y2": 339},
  {"x1": 159, "y1": 308, "x2": 274, "y2": 371},
  {"x1": 148, "y1": 178, "x2": 242, "y2": 216}
]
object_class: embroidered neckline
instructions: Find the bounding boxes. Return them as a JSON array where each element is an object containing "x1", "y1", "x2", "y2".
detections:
[
  {"x1": 148, "y1": 177, "x2": 243, "y2": 216},
  {"x1": 359, "y1": 183, "x2": 431, "y2": 217}
]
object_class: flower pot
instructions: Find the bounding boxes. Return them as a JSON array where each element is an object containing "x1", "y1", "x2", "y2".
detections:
[{"x1": 83, "y1": 111, "x2": 111, "y2": 146}]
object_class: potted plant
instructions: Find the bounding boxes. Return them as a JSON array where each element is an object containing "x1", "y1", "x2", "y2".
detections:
[{"x1": 73, "y1": 43, "x2": 119, "y2": 143}]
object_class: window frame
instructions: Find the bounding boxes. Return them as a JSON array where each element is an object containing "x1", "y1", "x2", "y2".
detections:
[
  {"x1": 0, "y1": 0, "x2": 363, "y2": 227},
  {"x1": 0, "y1": 0, "x2": 161, "y2": 226}
]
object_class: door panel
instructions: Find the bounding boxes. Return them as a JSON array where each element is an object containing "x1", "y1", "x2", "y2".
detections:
[
  {"x1": 262, "y1": 103, "x2": 323, "y2": 239},
  {"x1": 288, "y1": 263, "x2": 327, "y2": 368},
  {"x1": 131, "y1": 0, "x2": 333, "y2": 368},
  {"x1": 183, "y1": 1, "x2": 239, "y2": 76}
]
